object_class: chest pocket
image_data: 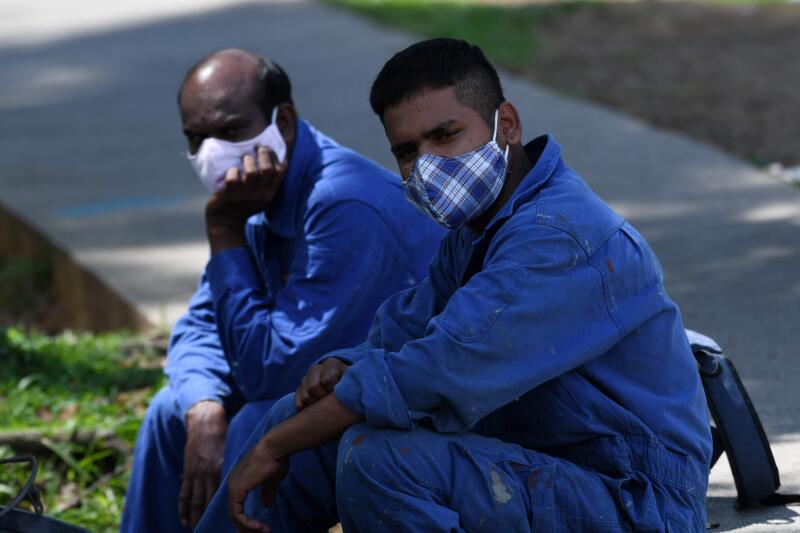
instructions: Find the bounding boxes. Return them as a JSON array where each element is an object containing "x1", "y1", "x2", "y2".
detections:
[{"x1": 439, "y1": 262, "x2": 530, "y2": 343}]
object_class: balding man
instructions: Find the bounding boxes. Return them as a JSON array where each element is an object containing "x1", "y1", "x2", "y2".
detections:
[{"x1": 120, "y1": 49, "x2": 444, "y2": 532}]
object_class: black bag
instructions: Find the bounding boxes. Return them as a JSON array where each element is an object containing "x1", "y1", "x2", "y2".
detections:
[
  {"x1": 0, "y1": 507, "x2": 90, "y2": 533},
  {"x1": 688, "y1": 331, "x2": 800, "y2": 508},
  {"x1": 0, "y1": 455, "x2": 90, "y2": 533}
]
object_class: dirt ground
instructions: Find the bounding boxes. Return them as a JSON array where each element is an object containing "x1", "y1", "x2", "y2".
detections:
[{"x1": 525, "y1": 1, "x2": 800, "y2": 166}]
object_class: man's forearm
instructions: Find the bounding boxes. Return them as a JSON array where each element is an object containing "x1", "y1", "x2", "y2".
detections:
[
  {"x1": 261, "y1": 393, "x2": 362, "y2": 458},
  {"x1": 206, "y1": 222, "x2": 247, "y2": 255}
]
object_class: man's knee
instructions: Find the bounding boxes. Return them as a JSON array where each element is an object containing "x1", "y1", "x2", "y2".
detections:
[
  {"x1": 335, "y1": 424, "x2": 405, "y2": 494},
  {"x1": 228, "y1": 394, "x2": 296, "y2": 447},
  {"x1": 141, "y1": 387, "x2": 185, "y2": 441},
  {"x1": 264, "y1": 393, "x2": 297, "y2": 427},
  {"x1": 224, "y1": 399, "x2": 280, "y2": 472},
  {"x1": 227, "y1": 400, "x2": 276, "y2": 443},
  {"x1": 129, "y1": 387, "x2": 187, "y2": 474}
]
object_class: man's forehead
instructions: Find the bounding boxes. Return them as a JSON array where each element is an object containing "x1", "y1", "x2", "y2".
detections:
[
  {"x1": 180, "y1": 68, "x2": 260, "y2": 121},
  {"x1": 383, "y1": 87, "x2": 478, "y2": 138}
]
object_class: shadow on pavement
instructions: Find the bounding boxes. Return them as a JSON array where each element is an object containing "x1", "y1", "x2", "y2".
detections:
[{"x1": 707, "y1": 496, "x2": 800, "y2": 531}]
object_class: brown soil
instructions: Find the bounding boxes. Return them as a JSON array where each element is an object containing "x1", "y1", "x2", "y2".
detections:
[
  {"x1": 0, "y1": 205, "x2": 151, "y2": 333},
  {"x1": 526, "y1": 1, "x2": 800, "y2": 166}
]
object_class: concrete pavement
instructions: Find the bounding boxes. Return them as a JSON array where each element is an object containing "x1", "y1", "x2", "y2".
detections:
[{"x1": 0, "y1": 0, "x2": 798, "y2": 530}]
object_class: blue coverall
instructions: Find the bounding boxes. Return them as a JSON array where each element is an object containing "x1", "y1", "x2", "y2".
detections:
[
  {"x1": 120, "y1": 120, "x2": 444, "y2": 533},
  {"x1": 197, "y1": 135, "x2": 712, "y2": 532}
]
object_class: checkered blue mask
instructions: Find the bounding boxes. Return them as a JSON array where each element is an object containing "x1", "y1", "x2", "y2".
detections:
[{"x1": 404, "y1": 110, "x2": 509, "y2": 229}]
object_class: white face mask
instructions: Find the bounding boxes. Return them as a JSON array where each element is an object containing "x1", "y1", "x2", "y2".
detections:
[{"x1": 187, "y1": 107, "x2": 287, "y2": 193}]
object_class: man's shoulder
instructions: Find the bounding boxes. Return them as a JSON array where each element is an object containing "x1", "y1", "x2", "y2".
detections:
[
  {"x1": 306, "y1": 122, "x2": 391, "y2": 178},
  {"x1": 303, "y1": 125, "x2": 399, "y2": 207},
  {"x1": 528, "y1": 165, "x2": 625, "y2": 257}
]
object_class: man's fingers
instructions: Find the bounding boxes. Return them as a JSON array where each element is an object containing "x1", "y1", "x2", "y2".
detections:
[
  {"x1": 190, "y1": 479, "x2": 207, "y2": 526},
  {"x1": 256, "y1": 146, "x2": 273, "y2": 173},
  {"x1": 224, "y1": 166, "x2": 241, "y2": 186},
  {"x1": 305, "y1": 380, "x2": 328, "y2": 400},
  {"x1": 242, "y1": 154, "x2": 257, "y2": 183},
  {"x1": 204, "y1": 474, "x2": 219, "y2": 514},
  {"x1": 263, "y1": 150, "x2": 285, "y2": 198},
  {"x1": 306, "y1": 367, "x2": 328, "y2": 398},
  {"x1": 230, "y1": 488, "x2": 269, "y2": 533},
  {"x1": 296, "y1": 386, "x2": 314, "y2": 409},
  {"x1": 320, "y1": 365, "x2": 344, "y2": 391},
  {"x1": 273, "y1": 148, "x2": 288, "y2": 175},
  {"x1": 235, "y1": 514, "x2": 270, "y2": 533},
  {"x1": 178, "y1": 477, "x2": 192, "y2": 526},
  {"x1": 294, "y1": 387, "x2": 305, "y2": 412},
  {"x1": 295, "y1": 363, "x2": 338, "y2": 412}
]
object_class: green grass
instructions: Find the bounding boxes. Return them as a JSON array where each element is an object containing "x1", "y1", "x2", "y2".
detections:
[
  {"x1": 0, "y1": 327, "x2": 164, "y2": 532},
  {"x1": 330, "y1": 0, "x2": 587, "y2": 70},
  {"x1": 331, "y1": 0, "x2": 792, "y2": 72}
]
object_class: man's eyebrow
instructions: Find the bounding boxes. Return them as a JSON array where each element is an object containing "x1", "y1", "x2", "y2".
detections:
[
  {"x1": 390, "y1": 119, "x2": 459, "y2": 155},
  {"x1": 422, "y1": 119, "x2": 457, "y2": 138},
  {"x1": 217, "y1": 114, "x2": 250, "y2": 127},
  {"x1": 182, "y1": 114, "x2": 249, "y2": 136}
]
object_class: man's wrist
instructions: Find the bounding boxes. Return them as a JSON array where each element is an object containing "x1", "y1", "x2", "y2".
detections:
[
  {"x1": 186, "y1": 399, "x2": 226, "y2": 428},
  {"x1": 258, "y1": 394, "x2": 362, "y2": 460},
  {"x1": 257, "y1": 433, "x2": 286, "y2": 462},
  {"x1": 206, "y1": 221, "x2": 247, "y2": 255}
]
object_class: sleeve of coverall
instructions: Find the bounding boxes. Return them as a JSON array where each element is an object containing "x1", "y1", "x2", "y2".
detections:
[
  {"x1": 207, "y1": 201, "x2": 401, "y2": 402},
  {"x1": 334, "y1": 222, "x2": 624, "y2": 432},
  {"x1": 164, "y1": 273, "x2": 233, "y2": 417},
  {"x1": 321, "y1": 231, "x2": 459, "y2": 366}
]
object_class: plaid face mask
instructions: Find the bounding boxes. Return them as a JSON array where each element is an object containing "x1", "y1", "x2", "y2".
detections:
[{"x1": 404, "y1": 110, "x2": 509, "y2": 229}]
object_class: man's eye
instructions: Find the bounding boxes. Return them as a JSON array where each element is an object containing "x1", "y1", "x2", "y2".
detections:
[
  {"x1": 222, "y1": 126, "x2": 243, "y2": 137},
  {"x1": 397, "y1": 149, "x2": 416, "y2": 162},
  {"x1": 186, "y1": 134, "x2": 204, "y2": 150},
  {"x1": 436, "y1": 130, "x2": 457, "y2": 141}
]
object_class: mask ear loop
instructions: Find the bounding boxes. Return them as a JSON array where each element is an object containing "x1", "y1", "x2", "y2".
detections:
[
  {"x1": 270, "y1": 105, "x2": 280, "y2": 126},
  {"x1": 492, "y1": 109, "x2": 510, "y2": 161}
]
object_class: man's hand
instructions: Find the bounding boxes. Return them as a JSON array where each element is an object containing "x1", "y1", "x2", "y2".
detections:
[
  {"x1": 294, "y1": 358, "x2": 349, "y2": 412},
  {"x1": 180, "y1": 400, "x2": 228, "y2": 528},
  {"x1": 228, "y1": 438, "x2": 288, "y2": 532},
  {"x1": 227, "y1": 394, "x2": 362, "y2": 532},
  {"x1": 206, "y1": 147, "x2": 288, "y2": 254}
]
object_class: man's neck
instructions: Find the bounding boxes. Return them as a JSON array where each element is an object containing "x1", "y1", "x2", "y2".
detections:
[{"x1": 467, "y1": 144, "x2": 532, "y2": 235}]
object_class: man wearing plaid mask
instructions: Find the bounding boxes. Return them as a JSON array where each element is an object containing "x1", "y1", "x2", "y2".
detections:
[{"x1": 196, "y1": 39, "x2": 712, "y2": 532}]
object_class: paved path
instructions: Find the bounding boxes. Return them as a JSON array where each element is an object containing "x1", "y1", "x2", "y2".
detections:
[{"x1": 0, "y1": 1, "x2": 798, "y2": 530}]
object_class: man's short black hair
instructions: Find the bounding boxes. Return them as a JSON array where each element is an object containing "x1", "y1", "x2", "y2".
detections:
[
  {"x1": 253, "y1": 57, "x2": 293, "y2": 116},
  {"x1": 370, "y1": 38, "x2": 505, "y2": 126}
]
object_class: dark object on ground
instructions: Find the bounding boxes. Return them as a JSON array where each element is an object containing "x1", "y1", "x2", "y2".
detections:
[
  {"x1": 0, "y1": 507, "x2": 90, "y2": 533},
  {"x1": 0, "y1": 455, "x2": 42, "y2": 520},
  {"x1": 0, "y1": 455, "x2": 90, "y2": 533},
  {"x1": 695, "y1": 345, "x2": 800, "y2": 508}
]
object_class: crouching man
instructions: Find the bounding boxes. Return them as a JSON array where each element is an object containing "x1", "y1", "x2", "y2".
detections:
[
  {"x1": 197, "y1": 39, "x2": 712, "y2": 532},
  {"x1": 120, "y1": 49, "x2": 444, "y2": 532}
]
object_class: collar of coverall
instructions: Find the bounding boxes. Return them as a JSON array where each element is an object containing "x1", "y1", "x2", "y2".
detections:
[
  {"x1": 463, "y1": 134, "x2": 563, "y2": 248},
  {"x1": 262, "y1": 118, "x2": 316, "y2": 239}
]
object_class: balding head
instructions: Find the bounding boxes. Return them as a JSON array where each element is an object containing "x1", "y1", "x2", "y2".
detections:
[{"x1": 178, "y1": 49, "x2": 294, "y2": 155}]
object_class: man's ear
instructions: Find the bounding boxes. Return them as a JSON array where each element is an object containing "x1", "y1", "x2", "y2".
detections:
[
  {"x1": 498, "y1": 101, "x2": 521, "y2": 146},
  {"x1": 276, "y1": 104, "x2": 297, "y2": 146}
]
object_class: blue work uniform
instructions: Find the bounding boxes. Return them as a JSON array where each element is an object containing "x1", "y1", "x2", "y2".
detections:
[
  {"x1": 196, "y1": 135, "x2": 712, "y2": 533},
  {"x1": 120, "y1": 119, "x2": 444, "y2": 533}
]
